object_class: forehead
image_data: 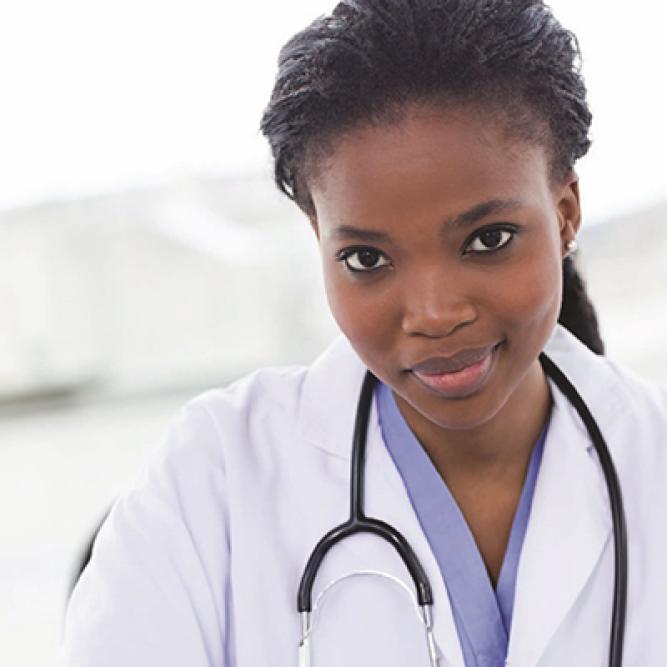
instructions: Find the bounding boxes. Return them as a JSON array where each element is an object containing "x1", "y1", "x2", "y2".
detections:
[{"x1": 308, "y1": 107, "x2": 553, "y2": 226}]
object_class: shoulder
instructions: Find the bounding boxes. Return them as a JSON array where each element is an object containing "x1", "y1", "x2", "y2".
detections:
[
  {"x1": 545, "y1": 325, "x2": 667, "y2": 468},
  {"x1": 546, "y1": 326, "x2": 667, "y2": 493},
  {"x1": 545, "y1": 324, "x2": 667, "y2": 424},
  {"x1": 154, "y1": 363, "x2": 309, "y2": 474},
  {"x1": 154, "y1": 335, "x2": 361, "y2": 472},
  {"x1": 544, "y1": 327, "x2": 667, "y2": 534},
  {"x1": 601, "y1": 354, "x2": 667, "y2": 418},
  {"x1": 184, "y1": 362, "x2": 310, "y2": 437}
]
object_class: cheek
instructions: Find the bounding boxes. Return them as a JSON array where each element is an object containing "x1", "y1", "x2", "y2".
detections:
[
  {"x1": 495, "y1": 246, "x2": 563, "y2": 335},
  {"x1": 322, "y1": 268, "x2": 397, "y2": 351}
]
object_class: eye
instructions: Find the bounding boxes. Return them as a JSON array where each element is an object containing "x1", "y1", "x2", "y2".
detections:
[
  {"x1": 466, "y1": 226, "x2": 516, "y2": 254},
  {"x1": 337, "y1": 247, "x2": 391, "y2": 272}
]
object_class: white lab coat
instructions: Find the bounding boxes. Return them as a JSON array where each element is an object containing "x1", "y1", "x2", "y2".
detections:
[{"x1": 59, "y1": 324, "x2": 667, "y2": 666}]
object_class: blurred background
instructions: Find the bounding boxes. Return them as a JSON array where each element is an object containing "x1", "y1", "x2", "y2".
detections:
[{"x1": 1, "y1": 1, "x2": 665, "y2": 664}]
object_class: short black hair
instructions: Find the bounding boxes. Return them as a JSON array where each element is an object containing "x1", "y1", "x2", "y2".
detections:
[
  {"x1": 260, "y1": 0, "x2": 604, "y2": 355},
  {"x1": 260, "y1": 0, "x2": 592, "y2": 218}
]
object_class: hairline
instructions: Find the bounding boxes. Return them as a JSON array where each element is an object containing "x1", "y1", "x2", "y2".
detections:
[{"x1": 298, "y1": 94, "x2": 569, "y2": 219}]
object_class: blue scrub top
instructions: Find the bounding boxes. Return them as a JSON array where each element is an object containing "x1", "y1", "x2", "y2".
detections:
[{"x1": 375, "y1": 382, "x2": 548, "y2": 667}]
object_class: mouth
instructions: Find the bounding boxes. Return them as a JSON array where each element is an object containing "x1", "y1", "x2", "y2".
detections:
[{"x1": 409, "y1": 342, "x2": 502, "y2": 399}]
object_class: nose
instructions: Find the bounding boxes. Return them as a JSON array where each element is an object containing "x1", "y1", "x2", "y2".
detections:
[{"x1": 400, "y1": 265, "x2": 478, "y2": 338}]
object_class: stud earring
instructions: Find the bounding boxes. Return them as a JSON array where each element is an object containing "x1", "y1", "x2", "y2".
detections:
[{"x1": 565, "y1": 239, "x2": 578, "y2": 257}]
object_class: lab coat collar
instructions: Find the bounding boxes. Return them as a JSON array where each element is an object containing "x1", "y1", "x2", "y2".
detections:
[{"x1": 297, "y1": 333, "x2": 367, "y2": 459}]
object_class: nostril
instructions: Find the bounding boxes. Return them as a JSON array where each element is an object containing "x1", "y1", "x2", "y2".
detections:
[
  {"x1": 401, "y1": 306, "x2": 477, "y2": 338},
  {"x1": 403, "y1": 298, "x2": 477, "y2": 338}
]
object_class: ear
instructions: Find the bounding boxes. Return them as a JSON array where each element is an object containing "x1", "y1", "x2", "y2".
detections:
[{"x1": 555, "y1": 170, "x2": 582, "y2": 258}]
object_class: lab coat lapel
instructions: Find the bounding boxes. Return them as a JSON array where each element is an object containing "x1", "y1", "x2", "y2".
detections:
[{"x1": 507, "y1": 379, "x2": 613, "y2": 665}]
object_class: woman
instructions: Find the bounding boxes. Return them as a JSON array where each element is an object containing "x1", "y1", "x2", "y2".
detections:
[{"x1": 59, "y1": 1, "x2": 667, "y2": 665}]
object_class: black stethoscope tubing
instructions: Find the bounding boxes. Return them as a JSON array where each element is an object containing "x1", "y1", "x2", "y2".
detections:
[{"x1": 297, "y1": 352, "x2": 627, "y2": 666}]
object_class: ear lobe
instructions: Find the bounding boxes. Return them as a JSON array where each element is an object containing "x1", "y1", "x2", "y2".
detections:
[{"x1": 556, "y1": 172, "x2": 582, "y2": 251}]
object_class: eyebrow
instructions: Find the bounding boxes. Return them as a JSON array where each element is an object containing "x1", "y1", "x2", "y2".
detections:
[
  {"x1": 330, "y1": 198, "x2": 524, "y2": 243},
  {"x1": 447, "y1": 198, "x2": 523, "y2": 229}
]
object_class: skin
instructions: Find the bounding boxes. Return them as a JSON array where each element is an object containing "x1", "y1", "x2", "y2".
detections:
[{"x1": 307, "y1": 104, "x2": 581, "y2": 584}]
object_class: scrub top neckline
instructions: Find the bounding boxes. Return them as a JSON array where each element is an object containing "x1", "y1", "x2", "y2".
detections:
[{"x1": 375, "y1": 381, "x2": 549, "y2": 666}]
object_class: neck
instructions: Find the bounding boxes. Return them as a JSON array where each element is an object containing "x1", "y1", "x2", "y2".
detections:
[{"x1": 394, "y1": 358, "x2": 552, "y2": 483}]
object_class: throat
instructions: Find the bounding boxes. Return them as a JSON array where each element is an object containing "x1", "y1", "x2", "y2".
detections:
[
  {"x1": 449, "y1": 475, "x2": 525, "y2": 587},
  {"x1": 392, "y1": 357, "x2": 552, "y2": 585}
]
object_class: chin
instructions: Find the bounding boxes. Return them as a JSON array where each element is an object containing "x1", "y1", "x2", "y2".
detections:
[
  {"x1": 391, "y1": 370, "x2": 505, "y2": 434},
  {"x1": 423, "y1": 391, "x2": 507, "y2": 431}
]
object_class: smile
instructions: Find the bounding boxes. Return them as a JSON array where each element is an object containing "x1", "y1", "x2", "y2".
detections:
[{"x1": 410, "y1": 343, "x2": 501, "y2": 399}]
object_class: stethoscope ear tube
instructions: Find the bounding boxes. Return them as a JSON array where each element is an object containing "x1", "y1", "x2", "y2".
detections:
[{"x1": 539, "y1": 353, "x2": 627, "y2": 667}]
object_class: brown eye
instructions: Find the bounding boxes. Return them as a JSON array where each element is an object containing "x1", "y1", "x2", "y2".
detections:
[
  {"x1": 340, "y1": 248, "x2": 390, "y2": 272},
  {"x1": 468, "y1": 228, "x2": 514, "y2": 253}
]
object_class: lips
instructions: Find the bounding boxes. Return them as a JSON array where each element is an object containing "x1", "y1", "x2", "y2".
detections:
[
  {"x1": 409, "y1": 343, "x2": 501, "y2": 399},
  {"x1": 411, "y1": 344, "x2": 498, "y2": 375}
]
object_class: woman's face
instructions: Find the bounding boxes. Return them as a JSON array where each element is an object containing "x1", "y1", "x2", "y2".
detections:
[{"x1": 308, "y1": 105, "x2": 580, "y2": 435}]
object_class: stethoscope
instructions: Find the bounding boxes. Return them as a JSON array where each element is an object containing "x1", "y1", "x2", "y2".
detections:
[{"x1": 297, "y1": 353, "x2": 628, "y2": 666}]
